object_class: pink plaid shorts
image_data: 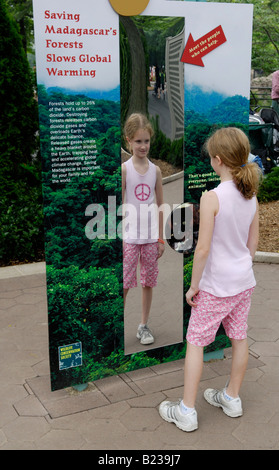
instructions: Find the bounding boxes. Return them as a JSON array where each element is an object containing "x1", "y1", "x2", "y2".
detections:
[
  {"x1": 186, "y1": 288, "x2": 254, "y2": 347},
  {"x1": 123, "y1": 242, "x2": 159, "y2": 289}
]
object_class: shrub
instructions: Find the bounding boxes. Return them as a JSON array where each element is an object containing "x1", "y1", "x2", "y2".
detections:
[
  {"x1": 258, "y1": 167, "x2": 279, "y2": 202},
  {"x1": 0, "y1": 0, "x2": 38, "y2": 198},
  {"x1": 0, "y1": 186, "x2": 44, "y2": 265}
]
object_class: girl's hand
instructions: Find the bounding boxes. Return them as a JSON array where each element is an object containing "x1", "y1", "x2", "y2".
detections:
[
  {"x1": 157, "y1": 242, "x2": 165, "y2": 258},
  {"x1": 186, "y1": 287, "x2": 199, "y2": 307}
]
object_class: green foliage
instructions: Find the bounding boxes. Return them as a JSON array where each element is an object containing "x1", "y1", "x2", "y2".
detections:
[
  {"x1": 6, "y1": 0, "x2": 34, "y2": 54},
  {"x1": 120, "y1": 21, "x2": 132, "y2": 128},
  {"x1": 46, "y1": 265, "x2": 124, "y2": 389},
  {"x1": 149, "y1": 115, "x2": 183, "y2": 168},
  {"x1": 35, "y1": 88, "x2": 122, "y2": 271},
  {"x1": 0, "y1": 0, "x2": 38, "y2": 196},
  {"x1": 133, "y1": 16, "x2": 184, "y2": 70},
  {"x1": 184, "y1": 123, "x2": 216, "y2": 203},
  {"x1": 258, "y1": 167, "x2": 279, "y2": 202},
  {"x1": 0, "y1": 0, "x2": 41, "y2": 264},
  {"x1": 0, "y1": 186, "x2": 44, "y2": 264},
  {"x1": 34, "y1": 87, "x2": 131, "y2": 388},
  {"x1": 184, "y1": 255, "x2": 194, "y2": 292},
  {"x1": 127, "y1": 352, "x2": 160, "y2": 371},
  {"x1": 251, "y1": 0, "x2": 279, "y2": 74},
  {"x1": 184, "y1": 121, "x2": 248, "y2": 203},
  {"x1": 120, "y1": 15, "x2": 184, "y2": 169},
  {"x1": 185, "y1": 93, "x2": 250, "y2": 126},
  {"x1": 209, "y1": 96, "x2": 250, "y2": 125}
]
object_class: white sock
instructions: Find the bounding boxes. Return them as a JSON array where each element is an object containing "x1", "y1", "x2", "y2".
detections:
[
  {"x1": 224, "y1": 391, "x2": 235, "y2": 401},
  {"x1": 180, "y1": 400, "x2": 195, "y2": 415}
]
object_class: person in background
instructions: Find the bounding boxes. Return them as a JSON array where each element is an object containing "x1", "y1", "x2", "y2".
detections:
[{"x1": 271, "y1": 70, "x2": 279, "y2": 116}]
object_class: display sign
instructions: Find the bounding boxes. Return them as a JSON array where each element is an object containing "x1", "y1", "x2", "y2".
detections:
[
  {"x1": 59, "y1": 342, "x2": 83, "y2": 370},
  {"x1": 33, "y1": 0, "x2": 253, "y2": 391}
]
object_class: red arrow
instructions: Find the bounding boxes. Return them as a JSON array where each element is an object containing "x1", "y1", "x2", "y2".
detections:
[{"x1": 181, "y1": 25, "x2": 227, "y2": 67}]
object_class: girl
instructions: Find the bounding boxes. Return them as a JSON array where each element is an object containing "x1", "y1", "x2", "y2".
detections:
[
  {"x1": 159, "y1": 127, "x2": 260, "y2": 431},
  {"x1": 122, "y1": 113, "x2": 165, "y2": 345}
]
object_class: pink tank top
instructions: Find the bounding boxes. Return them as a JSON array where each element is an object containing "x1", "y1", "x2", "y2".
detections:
[
  {"x1": 123, "y1": 157, "x2": 158, "y2": 244},
  {"x1": 199, "y1": 180, "x2": 257, "y2": 297}
]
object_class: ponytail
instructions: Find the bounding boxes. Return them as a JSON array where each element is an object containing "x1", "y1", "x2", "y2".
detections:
[
  {"x1": 206, "y1": 127, "x2": 261, "y2": 199},
  {"x1": 231, "y1": 162, "x2": 261, "y2": 200}
]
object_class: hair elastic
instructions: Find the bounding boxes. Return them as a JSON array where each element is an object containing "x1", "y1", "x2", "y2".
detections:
[{"x1": 241, "y1": 163, "x2": 246, "y2": 168}]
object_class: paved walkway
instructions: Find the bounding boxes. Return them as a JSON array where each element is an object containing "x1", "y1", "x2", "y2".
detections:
[{"x1": 0, "y1": 259, "x2": 278, "y2": 450}]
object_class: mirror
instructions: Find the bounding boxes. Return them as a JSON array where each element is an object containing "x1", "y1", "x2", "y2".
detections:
[{"x1": 120, "y1": 15, "x2": 185, "y2": 354}]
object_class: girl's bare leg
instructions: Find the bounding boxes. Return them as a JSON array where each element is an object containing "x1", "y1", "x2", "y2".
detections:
[
  {"x1": 141, "y1": 286, "x2": 152, "y2": 325},
  {"x1": 123, "y1": 288, "x2": 129, "y2": 308},
  {"x1": 183, "y1": 342, "x2": 204, "y2": 408},
  {"x1": 226, "y1": 338, "x2": 249, "y2": 398}
]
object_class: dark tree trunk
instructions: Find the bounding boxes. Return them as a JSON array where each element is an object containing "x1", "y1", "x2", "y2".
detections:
[{"x1": 120, "y1": 16, "x2": 147, "y2": 117}]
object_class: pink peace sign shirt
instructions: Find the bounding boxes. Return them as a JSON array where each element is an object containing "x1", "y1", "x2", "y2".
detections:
[
  {"x1": 123, "y1": 157, "x2": 158, "y2": 244},
  {"x1": 135, "y1": 183, "x2": 151, "y2": 201}
]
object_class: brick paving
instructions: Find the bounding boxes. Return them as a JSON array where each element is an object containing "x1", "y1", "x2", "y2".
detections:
[{"x1": 0, "y1": 260, "x2": 278, "y2": 450}]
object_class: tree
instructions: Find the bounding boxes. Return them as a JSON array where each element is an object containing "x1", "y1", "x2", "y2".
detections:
[
  {"x1": 0, "y1": 0, "x2": 38, "y2": 198},
  {"x1": 6, "y1": 0, "x2": 34, "y2": 54},
  {"x1": 208, "y1": 0, "x2": 279, "y2": 75},
  {"x1": 120, "y1": 16, "x2": 147, "y2": 118},
  {"x1": 252, "y1": 0, "x2": 279, "y2": 74}
]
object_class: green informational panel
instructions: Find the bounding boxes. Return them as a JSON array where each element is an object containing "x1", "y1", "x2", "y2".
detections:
[{"x1": 33, "y1": 0, "x2": 253, "y2": 391}]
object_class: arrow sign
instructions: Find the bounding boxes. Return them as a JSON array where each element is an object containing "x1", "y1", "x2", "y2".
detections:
[{"x1": 181, "y1": 25, "x2": 227, "y2": 67}]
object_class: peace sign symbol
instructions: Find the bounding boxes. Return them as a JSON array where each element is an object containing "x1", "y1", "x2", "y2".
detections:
[{"x1": 135, "y1": 183, "x2": 151, "y2": 201}]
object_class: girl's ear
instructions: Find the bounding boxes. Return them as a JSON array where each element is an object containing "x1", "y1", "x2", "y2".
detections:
[
  {"x1": 126, "y1": 136, "x2": 132, "y2": 153},
  {"x1": 215, "y1": 155, "x2": 222, "y2": 166}
]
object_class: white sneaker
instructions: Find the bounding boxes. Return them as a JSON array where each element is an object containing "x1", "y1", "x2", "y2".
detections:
[
  {"x1": 204, "y1": 387, "x2": 243, "y2": 417},
  {"x1": 159, "y1": 400, "x2": 198, "y2": 432},
  {"x1": 136, "y1": 325, "x2": 154, "y2": 345}
]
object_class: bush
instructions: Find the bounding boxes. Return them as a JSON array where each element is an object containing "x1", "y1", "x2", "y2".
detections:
[
  {"x1": 0, "y1": 0, "x2": 42, "y2": 265},
  {"x1": 46, "y1": 264, "x2": 124, "y2": 389},
  {"x1": 149, "y1": 115, "x2": 183, "y2": 168},
  {"x1": 258, "y1": 167, "x2": 279, "y2": 202},
  {"x1": 0, "y1": 185, "x2": 44, "y2": 265},
  {"x1": 0, "y1": 0, "x2": 38, "y2": 198}
]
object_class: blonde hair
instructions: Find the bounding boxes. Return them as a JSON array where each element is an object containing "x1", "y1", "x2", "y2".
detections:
[
  {"x1": 206, "y1": 127, "x2": 261, "y2": 199},
  {"x1": 124, "y1": 113, "x2": 154, "y2": 153}
]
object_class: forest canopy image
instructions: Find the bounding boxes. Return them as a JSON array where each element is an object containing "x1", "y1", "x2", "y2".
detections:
[{"x1": 38, "y1": 86, "x2": 126, "y2": 389}]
